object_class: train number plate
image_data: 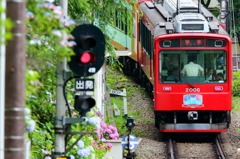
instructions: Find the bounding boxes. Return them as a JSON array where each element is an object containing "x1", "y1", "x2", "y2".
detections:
[{"x1": 186, "y1": 88, "x2": 200, "y2": 92}]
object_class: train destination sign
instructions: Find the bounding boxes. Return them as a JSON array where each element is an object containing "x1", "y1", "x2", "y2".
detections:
[{"x1": 160, "y1": 39, "x2": 226, "y2": 47}]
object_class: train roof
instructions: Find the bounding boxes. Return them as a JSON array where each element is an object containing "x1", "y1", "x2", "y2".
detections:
[{"x1": 139, "y1": 0, "x2": 229, "y2": 38}]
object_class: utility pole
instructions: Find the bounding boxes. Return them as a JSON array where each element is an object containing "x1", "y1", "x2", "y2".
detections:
[
  {"x1": 0, "y1": 0, "x2": 6, "y2": 158},
  {"x1": 54, "y1": 0, "x2": 68, "y2": 156},
  {"x1": 5, "y1": 0, "x2": 26, "y2": 159},
  {"x1": 220, "y1": 0, "x2": 229, "y2": 30}
]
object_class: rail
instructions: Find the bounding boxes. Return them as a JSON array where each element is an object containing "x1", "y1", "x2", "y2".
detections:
[
  {"x1": 214, "y1": 136, "x2": 226, "y2": 159},
  {"x1": 167, "y1": 138, "x2": 175, "y2": 159}
]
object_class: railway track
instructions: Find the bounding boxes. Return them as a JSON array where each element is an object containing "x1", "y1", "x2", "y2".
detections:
[
  {"x1": 165, "y1": 133, "x2": 227, "y2": 159},
  {"x1": 214, "y1": 135, "x2": 226, "y2": 159}
]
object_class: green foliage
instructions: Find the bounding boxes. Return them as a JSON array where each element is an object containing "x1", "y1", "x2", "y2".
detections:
[
  {"x1": 232, "y1": 71, "x2": 240, "y2": 96},
  {"x1": 25, "y1": 69, "x2": 41, "y2": 96},
  {"x1": 229, "y1": 71, "x2": 240, "y2": 113},
  {"x1": 0, "y1": 1, "x2": 14, "y2": 43},
  {"x1": 209, "y1": 9, "x2": 220, "y2": 18},
  {"x1": 232, "y1": 96, "x2": 240, "y2": 112},
  {"x1": 26, "y1": 0, "x2": 75, "y2": 69},
  {"x1": 25, "y1": 0, "x2": 76, "y2": 157},
  {"x1": 106, "y1": 64, "x2": 149, "y2": 137},
  {"x1": 64, "y1": 110, "x2": 115, "y2": 159},
  {"x1": 109, "y1": 97, "x2": 128, "y2": 135},
  {"x1": 68, "y1": 0, "x2": 137, "y2": 58},
  {"x1": 106, "y1": 72, "x2": 132, "y2": 90},
  {"x1": 28, "y1": 130, "x2": 54, "y2": 159},
  {"x1": 229, "y1": 0, "x2": 240, "y2": 36}
]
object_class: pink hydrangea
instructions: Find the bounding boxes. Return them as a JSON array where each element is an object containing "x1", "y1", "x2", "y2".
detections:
[
  {"x1": 109, "y1": 134, "x2": 116, "y2": 139},
  {"x1": 107, "y1": 143, "x2": 113, "y2": 148},
  {"x1": 95, "y1": 112, "x2": 119, "y2": 140},
  {"x1": 108, "y1": 125, "x2": 117, "y2": 132},
  {"x1": 100, "y1": 121, "x2": 107, "y2": 129},
  {"x1": 104, "y1": 129, "x2": 112, "y2": 134}
]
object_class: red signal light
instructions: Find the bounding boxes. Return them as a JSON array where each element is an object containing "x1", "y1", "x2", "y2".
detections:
[{"x1": 80, "y1": 52, "x2": 96, "y2": 63}]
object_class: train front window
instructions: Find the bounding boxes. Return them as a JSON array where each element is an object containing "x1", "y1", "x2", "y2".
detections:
[{"x1": 159, "y1": 50, "x2": 227, "y2": 84}]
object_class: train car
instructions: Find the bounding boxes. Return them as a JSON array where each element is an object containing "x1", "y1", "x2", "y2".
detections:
[{"x1": 117, "y1": 0, "x2": 232, "y2": 132}]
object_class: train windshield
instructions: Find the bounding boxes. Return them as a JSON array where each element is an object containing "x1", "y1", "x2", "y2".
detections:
[{"x1": 160, "y1": 50, "x2": 227, "y2": 84}]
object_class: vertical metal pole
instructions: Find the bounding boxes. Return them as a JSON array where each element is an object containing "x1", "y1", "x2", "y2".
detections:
[
  {"x1": 123, "y1": 89, "x2": 128, "y2": 117},
  {"x1": 54, "y1": 61, "x2": 66, "y2": 156},
  {"x1": 220, "y1": 0, "x2": 227, "y2": 26},
  {"x1": 0, "y1": 1, "x2": 6, "y2": 158},
  {"x1": 54, "y1": 0, "x2": 68, "y2": 156},
  {"x1": 5, "y1": 0, "x2": 26, "y2": 159},
  {"x1": 60, "y1": 0, "x2": 68, "y2": 15}
]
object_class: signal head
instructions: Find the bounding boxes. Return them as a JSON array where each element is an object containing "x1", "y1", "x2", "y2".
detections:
[
  {"x1": 74, "y1": 95, "x2": 96, "y2": 117},
  {"x1": 68, "y1": 24, "x2": 106, "y2": 77},
  {"x1": 125, "y1": 116, "x2": 135, "y2": 130}
]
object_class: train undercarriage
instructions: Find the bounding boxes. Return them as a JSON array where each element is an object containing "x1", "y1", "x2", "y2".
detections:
[{"x1": 155, "y1": 110, "x2": 231, "y2": 132}]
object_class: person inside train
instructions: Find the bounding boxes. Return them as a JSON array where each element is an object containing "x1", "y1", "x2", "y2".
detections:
[
  {"x1": 162, "y1": 55, "x2": 170, "y2": 69},
  {"x1": 216, "y1": 54, "x2": 224, "y2": 69},
  {"x1": 166, "y1": 67, "x2": 180, "y2": 81},
  {"x1": 206, "y1": 68, "x2": 215, "y2": 81},
  {"x1": 216, "y1": 72, "x2": 224, "y2": 80},
  {"x1": 169, "y1": 55, "x2": 179, "y2": 70},
  {"x1": 181, "y1": 56, "x2": 204, "y2": 76}
]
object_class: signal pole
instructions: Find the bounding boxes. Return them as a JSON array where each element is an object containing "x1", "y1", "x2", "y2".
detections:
[
  {"x1": 54, "y1": 0, "x2": 68, "y2": 156},
  {"x1": 5, "y1": 0, "x2": 26, "y2": 159}
]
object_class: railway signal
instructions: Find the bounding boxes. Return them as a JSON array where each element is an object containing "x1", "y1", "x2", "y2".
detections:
[
  {"x1": 74, "y1": 94, "x2": 96, "y2": 117},
  {"x1": 68, "y1": 24, "x2": 106, "y2": 77},
  {"x1": 125, "y1": 116, "x2": 135, "y2": 130}
]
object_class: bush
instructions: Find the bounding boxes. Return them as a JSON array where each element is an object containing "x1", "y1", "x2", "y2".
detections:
[{"x1": 233, "y1": 71, "x2": 240, "y2": 96}]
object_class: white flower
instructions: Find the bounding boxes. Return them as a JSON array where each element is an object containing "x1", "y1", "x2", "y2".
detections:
[
  {"x1": 67, "y1": 41, "x2": 76, "y2": 47},
  {"x1": 29, "y1": 39, "x2": 41, "y2": 45},
  {"x1": 77, "y1": 140, "x2": 84, "y2": 148},
  {"x1": 52, "y1": 30, "x2": 62, "y2": 37},
  {"x1": 26, "y1": 119, "x2": 36, "y2": 132},
  {"x1": 25, "y1": 108, "x2": 31, "y2": 115},
  {"x1": 45, "y1": 0, "x2": 55, "y2": 3}
]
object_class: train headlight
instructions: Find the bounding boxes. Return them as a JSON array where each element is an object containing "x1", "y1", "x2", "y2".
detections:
[
  {"x1": 215, "y1": 40, "x2": 223, "y2": 47},
  {"x1": 163, "y1": 40, "x2": 171, "y2": 47}
]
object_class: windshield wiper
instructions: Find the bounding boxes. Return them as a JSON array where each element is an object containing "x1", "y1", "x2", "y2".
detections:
[{"x1": 186, "y1": 78, "x2": 195, "y2": 88}]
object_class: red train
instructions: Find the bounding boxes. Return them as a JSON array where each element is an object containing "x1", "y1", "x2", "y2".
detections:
[{"x1": 117, "y1": 0, "x2": 232, "y2": 132}]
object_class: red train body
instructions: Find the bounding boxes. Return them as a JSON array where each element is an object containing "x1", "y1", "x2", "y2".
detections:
[{"x1": 118, "y1": 0, "x2": 232, "y2": 132}]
